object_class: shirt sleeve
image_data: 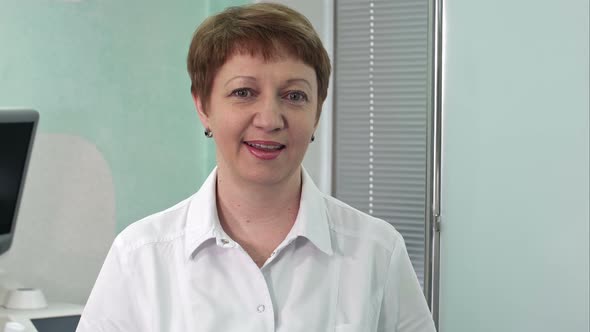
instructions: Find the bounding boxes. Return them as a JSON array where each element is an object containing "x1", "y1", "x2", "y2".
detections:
[
  {"x1": 76, "y1": 237, "x2": 142, "y2": 332},
  {"x1": 377, "y1": 233, "x2": 437, "y2": 332}
]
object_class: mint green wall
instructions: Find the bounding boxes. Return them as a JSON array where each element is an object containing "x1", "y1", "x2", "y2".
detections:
[
  {"x1": 1, "y1": 0, "x2": 247, "y2": 232},
  {"x1": 439, "y1": 0, "x2": 589, "y2": 331}
]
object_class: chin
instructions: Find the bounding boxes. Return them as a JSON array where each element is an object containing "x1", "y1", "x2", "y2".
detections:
[{"x1": 241, "y1": 165, "x2": 299, "y2": 187}]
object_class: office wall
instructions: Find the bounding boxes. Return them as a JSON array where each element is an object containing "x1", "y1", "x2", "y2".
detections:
[
  {"x1": 0, "y1": 0, "x2": 251, "y2": 233},
  {"x1": 0, "y1": 0, "x2": 247, "y2": 303},
  {"x1": 438, "y1": 0, "x2": 590, "y2": 331}
]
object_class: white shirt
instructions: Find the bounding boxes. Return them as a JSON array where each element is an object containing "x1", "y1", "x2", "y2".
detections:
[{"x1": 77, "y1": 168, "x2": 436, "y2": 332}]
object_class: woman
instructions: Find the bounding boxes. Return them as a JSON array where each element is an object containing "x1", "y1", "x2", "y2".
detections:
[{"x1": 77, "y1": 3, "x2": 436, "y2": 332}]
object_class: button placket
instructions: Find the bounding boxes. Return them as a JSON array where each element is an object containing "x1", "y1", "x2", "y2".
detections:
[{"x1": 251, "y1": 260, "x2": 275, "y2": 331}]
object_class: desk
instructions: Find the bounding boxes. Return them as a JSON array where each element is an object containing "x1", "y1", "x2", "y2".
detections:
[{"x1": 0, "y1": 303, "x2": 82, "y2": 332}]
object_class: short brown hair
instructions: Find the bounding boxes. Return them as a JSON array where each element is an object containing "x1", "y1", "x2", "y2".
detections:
[{"x1": 187, "y1": 3, "x2": 331, "y2": 118}]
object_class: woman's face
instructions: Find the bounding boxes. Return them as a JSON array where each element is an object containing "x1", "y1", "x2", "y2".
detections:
[{"x1": 194, "y1": 50, "x2": 318, "y2": 187}]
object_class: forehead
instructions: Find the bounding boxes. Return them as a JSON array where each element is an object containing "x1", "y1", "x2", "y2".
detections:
[
  {"x1": 215, "y1": 50, "x2": 317, "y2": 87},
  {"x1": 230, "y1": 39, "x2": 299, "y2": 64}
]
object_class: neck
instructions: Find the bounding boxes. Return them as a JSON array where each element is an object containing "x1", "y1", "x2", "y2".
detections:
[{"x1": 215, "y1": 166, "x2": 302, "y2": 246}]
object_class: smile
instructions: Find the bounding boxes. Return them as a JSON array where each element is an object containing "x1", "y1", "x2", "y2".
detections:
[
  {"x1": 245, "y1": 142, "x2": 285, "y2": 150},
  {"x1": 244, "y1": 141, "x2": 286, "y2": 160}
]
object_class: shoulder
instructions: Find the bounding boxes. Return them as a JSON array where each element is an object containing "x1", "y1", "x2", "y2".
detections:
[
  {"x1": 113, "y1": 195, "x2": 194, "y2": 254},
  {"x1": 321, "y1": 193, "x2": 404, "y2": 255}
]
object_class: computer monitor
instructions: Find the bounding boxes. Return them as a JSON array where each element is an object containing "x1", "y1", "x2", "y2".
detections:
[{"x1": 0, "y1": 109, "x2": 38, "y2": 255}]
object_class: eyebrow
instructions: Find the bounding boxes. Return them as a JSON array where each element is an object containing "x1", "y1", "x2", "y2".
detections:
[
  {"x1": 285, "y1": 78, "x2": 313, "y2": 90},
  {"x1": 224, "y1": 76, "x2": 313, "y2": 90},
  {"x1": 224, "y1": 76, "x2": 256, "y2": 88}
]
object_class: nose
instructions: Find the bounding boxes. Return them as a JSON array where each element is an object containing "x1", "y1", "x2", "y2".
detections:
[{"x1": 252, "y1": 95, "x2": 285, "y2": 132}]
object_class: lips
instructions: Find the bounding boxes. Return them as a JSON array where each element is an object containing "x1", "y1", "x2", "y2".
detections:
[{"x1": 244, "y1": 140, "x2": 285, "y2": 160}]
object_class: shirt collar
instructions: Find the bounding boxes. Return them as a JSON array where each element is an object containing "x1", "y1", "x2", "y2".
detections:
[
  {"x1": 286, "y1": 167, "x2": 334, "y2": 256},
  {"x1": 184, "y1": 168, "x2": 223, "y2": 260},
  {"x1": 184, "y1": 167, "x2": 333, "y2": 260}
]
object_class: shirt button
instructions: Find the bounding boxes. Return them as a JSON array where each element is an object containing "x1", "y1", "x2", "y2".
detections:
[
  {"x1": 220, "y1": 239, "x2": 234, "y2": 247},
  {"x1": 257, "y1": 305, "x2": 265, "y2": 313}
]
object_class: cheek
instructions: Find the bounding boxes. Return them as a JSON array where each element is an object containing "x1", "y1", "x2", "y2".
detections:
[
  {"x1": 291, "y1": 127, "x2": 315, "y2": 147},
  {"x1": 210, "y1": 112, "x2": 243, "y2": 136}
]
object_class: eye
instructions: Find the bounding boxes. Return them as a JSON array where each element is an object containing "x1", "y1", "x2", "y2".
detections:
[
  {"x1": 230, "y1": 88, "x2": 255, "y2": 98},
  {"x1": 285, "y1": 91, "x2": 308, "y2": 103}
]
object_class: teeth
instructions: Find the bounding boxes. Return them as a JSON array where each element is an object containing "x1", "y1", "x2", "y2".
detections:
[{"x1": 247, "y1": 142, "x2": 283, "y2": 150}]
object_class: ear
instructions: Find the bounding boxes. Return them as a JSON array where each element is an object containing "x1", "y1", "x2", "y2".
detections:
[{"x1": 192, "y1": 93, "x2": 210, "y2": 130}]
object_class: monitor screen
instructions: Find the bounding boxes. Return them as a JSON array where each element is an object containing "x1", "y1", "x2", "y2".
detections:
[
  {"x1": 31, "y1": 315, "x2": 81, "y2": 332},
  {"x1": 0, "y1": 122, "x2": 33, "y2": 234},
  {"x1": 0, "y1": 110, "x2": 38, "y2": 255}
]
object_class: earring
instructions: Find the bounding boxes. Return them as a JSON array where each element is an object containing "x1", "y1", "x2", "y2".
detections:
[
  {"x1": 204, "y1": 129, "x2": 213, "y2": 138},
  {"x1": 311, "y1": 134, "x2": 315, "y2": 142}
]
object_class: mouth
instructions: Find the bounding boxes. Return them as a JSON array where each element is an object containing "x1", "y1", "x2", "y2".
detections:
[
  {"x1": 244, "y1": 141, "x2": 286, "y2": 150},
  {"x1": 243, "y1": 141, "x2": 286, "y2": 160}
]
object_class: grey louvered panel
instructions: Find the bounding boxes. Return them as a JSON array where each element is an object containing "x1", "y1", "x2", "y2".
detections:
[
  {"x1": 372, "y1": 119, "x2": 427, "y2": 126},
  {"x1": 371, "y1": 120, "x2": 427, "y2": 128},
  {"x1": 339, "y1": 45, "x2": 427, "y2": 55},
  {"x1": 374, "y1": 32, "x2": 428, "y2": 42},
  {"x1": 373, "y1": 206, "x2": 425, "y2": 215},
  {"x1": 334, "y1": 164, "x2": 425, "y2": 174},
  {"x1": 335, "y1": 0, "x2": 430, "y2": 287},
  {"x1": 341, "y1": 158, "x2": 425, "y2": 168},
  {"x1": 341, "y1": 82, "x2": 426, "y2": 89},
  {"x1": 372, "y1": 195, "x2": 424, "y2": 205},
  {"x1": 371, "y1": 191, "x2": 426, "y2": 201},
  {"x1": 370, "y1": 134, "x2": 427, "y2": 141},
  {"x1": 370, "y1": 122, "x2": 426, "y2": 129}
]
